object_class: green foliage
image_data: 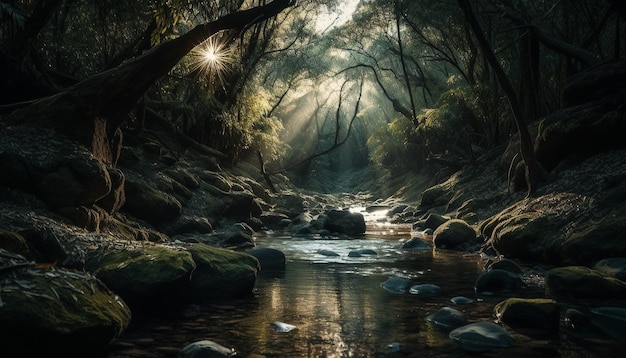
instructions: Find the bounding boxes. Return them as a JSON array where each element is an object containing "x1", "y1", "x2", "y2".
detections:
[
  {"x1": 211, "y1": 84, "x2": 287, "y2": 161},
  {"x1": 367, "y1": 116, "x2": 420, "y2": 169}
]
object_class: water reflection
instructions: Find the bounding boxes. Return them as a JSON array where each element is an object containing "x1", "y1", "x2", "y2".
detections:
[{"x1": 105, "y1": 229, "x2": 619, "y2": 357}]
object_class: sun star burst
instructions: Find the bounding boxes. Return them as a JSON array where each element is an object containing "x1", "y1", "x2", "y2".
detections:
[{"x1": 190, "y1": 36, "x2": 234, "y2": 86}]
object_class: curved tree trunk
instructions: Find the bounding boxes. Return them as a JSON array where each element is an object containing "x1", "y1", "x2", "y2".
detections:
[{"x1": 3, "y1": 0, "x2": 295, "y2": 163}]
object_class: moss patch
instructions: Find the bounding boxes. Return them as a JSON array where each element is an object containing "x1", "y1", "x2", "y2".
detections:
[
  {"x1": 87, "y1": 245, "x2": 195, "y2": 307},
  {"x1": 561, "y1": 205, "x2": 626, "y2": 266},
  {"x1": 545, "y1": 266, "x2": 626, "y2": 300},
  {"x1": 183, "y1": 243, "x2": 259, "y2": 299}
]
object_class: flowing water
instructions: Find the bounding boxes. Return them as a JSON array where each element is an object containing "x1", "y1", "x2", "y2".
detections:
[{"x1": 104, "y1": 210, "x2": 622, "y2": 358}]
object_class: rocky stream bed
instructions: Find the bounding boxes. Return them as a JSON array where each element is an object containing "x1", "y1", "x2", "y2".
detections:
[{"x1": 1, "y1": 61, "x2": 626, "y2": 357}]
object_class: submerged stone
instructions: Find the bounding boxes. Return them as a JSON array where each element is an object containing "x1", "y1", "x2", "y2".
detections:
[
  {"x1": 317, "y1": 249, "x2": 340, "y2": 257},
  {"x1": 450, "y1": 296, "x2": 474, "y2": 305},
  {"x1": 449, "y1": 322, "x2": 515, "y2": 352},
  {"x1": 409, "y1": 283, "x2": 442, "y2": 297},
  {"x1": 381, "y1": 276, "x2": 411, "y2": 294},
  {"x1": 348, "y1": 248, "x2": 377, "y2": 257},
  {"x1": 565, "y1": 308, "x2": 615, "y2": 342},
  {"x1": 426, "y1": 307, "x2": 467, "y2": 332},
  {"x1": 588, "y1": 307, "x2": 626, "y2": 340}
]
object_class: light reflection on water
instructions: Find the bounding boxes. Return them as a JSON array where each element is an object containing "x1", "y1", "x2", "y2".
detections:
[{"x1": 105, "y1": 226, "x2": 619, "y2": 357}]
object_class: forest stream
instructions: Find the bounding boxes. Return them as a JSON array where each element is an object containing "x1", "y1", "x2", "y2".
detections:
[
  {"x1": 3, "y1": 1, "x2": 626, "y2": 357},
  {"x1": 102, "y1": 206, "x2": 622, "y2": 358}
]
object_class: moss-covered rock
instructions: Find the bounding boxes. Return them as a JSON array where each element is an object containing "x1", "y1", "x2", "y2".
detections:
[
  {"x1": 433, "y1": 219, "x2": 476, "y2": 249},
  {"x1": 561, "y1": 205, "x2": 626, "y2": 266},
  {"x1": 494, "y1": 298, "x2": 560, "y2": 338},
  {"x1": 481, "y1": 193, "x2": 594, "y2": 264},
  {"x1": 182, "y1": 243, "x2": 259, "y2": 299},
  {"x1": 123, "y1": 179, "x2": 182, "y2": 225},
  {"x1": 87, "y1": 245, "x2": 196, "y2": 308},
  {"x1": 545, "y1": 266, "x2": 626, "y2": 300},
  {"x1": 0, "y1": 258, "x2": 131, "y2": 357},
  {"x1": 420, "y1": 182, "x2": 452, "y2": 208}
]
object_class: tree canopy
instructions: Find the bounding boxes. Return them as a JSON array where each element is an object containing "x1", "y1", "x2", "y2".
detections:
[{"x1": 1, "y1": 0, "x2": 622, "y2": 192}]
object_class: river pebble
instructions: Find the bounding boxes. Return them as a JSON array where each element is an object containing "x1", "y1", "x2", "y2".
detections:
[
  {"x1": 449, "y1": 322, "x2": 514, "y2": 351},
  {"x1": 409, "y1": 283, "x2": 441, "y2": 297}
]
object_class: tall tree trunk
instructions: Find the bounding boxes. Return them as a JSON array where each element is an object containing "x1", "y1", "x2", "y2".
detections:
[
  {"x1": 457, "y1": 0, "x2": 544, "y2": 195},
  {"x1": 3, "y1": 0, "x2": 295, "y2": 164},
  {"x1": 519, "y1": 31, "x2": 542, "y2": 125}
]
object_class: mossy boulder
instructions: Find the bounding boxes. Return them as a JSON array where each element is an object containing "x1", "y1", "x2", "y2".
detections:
[
  {"x1": 545, "y1": 266, "x2": 626, "y2": 300},
  {"x1": 494, "y1": 298, "x2": 560, "y2": 338},
  {"x1": 122, "y1": 179, "x2": 182, "y2": 225},
  {"x1": 561, "y1": 205, "x2": 626, "y2": 266},
  {"x1": 0, "y1": 258, "x2": 131, "y2": 357},
  {"x1": 433, "y1": 219, "x2": 476, "y2": 250},
  {"x1": 420, "y1": 182, "x2": 452, "y2": 208},
  {"x1": 481, "y1": 193, "x2": 592, "y2": 264},
  {"x1": 182, "y1": 243, "x2": 260, "y2": 299},
  {"x1": 87, "y1": 245, "x2": 196, "y2": 308}
]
